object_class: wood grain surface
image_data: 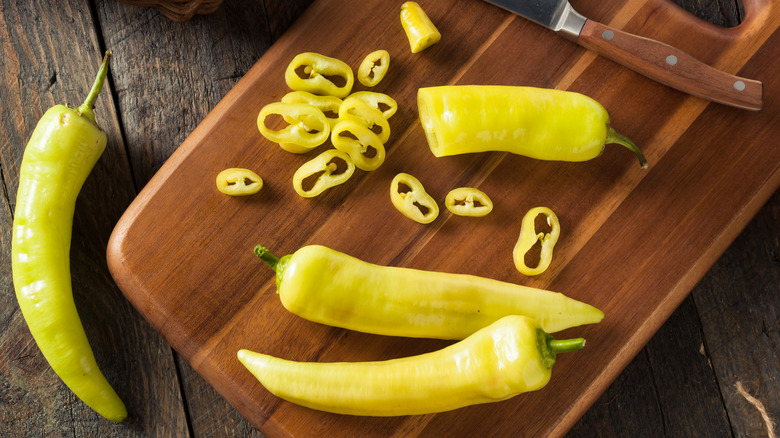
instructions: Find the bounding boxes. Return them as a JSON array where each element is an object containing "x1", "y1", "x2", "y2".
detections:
[{"x1": 0, "y1": 0, "x2": 777, "y2": 437}]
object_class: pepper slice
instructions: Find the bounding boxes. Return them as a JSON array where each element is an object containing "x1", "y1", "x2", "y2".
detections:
[
  {"x1": 216, "y1": 168, "x2": 263, "y2": 196},
  {"x1": 445, "y1": 187, "x2": 493, "y2": 217},
  {"x1": 400, "y1": 1, "x2": 441, "y2": 53},
  {"x1": 238, "y1": 315, "x2": 585, "y2": 416},
  {"x1": 357, "y1": 50, "x2": 390, "y2": 87},
  {"x1": 390, "y1": 173, "x2": 439, "y2": 224},
  {"x1": 281, "y1": 91, "x2": 342, "y2": 130},
  {"x1": 417, "y1": 85, "x2": 648, "y2": 168},
  {"x1": 331, "y1": 119, "x2": 386, "y2": 171},
  {"x1": 338, "y1": 96, "x2": 391, "y2": 143},
  {"x1": 284, "y1": 52, "x2": 354, "y2": 98},
  {"x1": 513, "y1": 207, "x2": 561, "y2": 276},
  {"x1": 292, "y1": 149, "x2": 355, "y2": 198},
  {"x1": 348, "y1": 91, "x2": 398, "y2": 119},
  {"x1": 257, "y1": 102, "x2": 330, "y2": 154}
]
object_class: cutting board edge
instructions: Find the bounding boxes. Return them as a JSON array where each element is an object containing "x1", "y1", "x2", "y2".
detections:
[{"x1": 549, "y1": 163, "x2": 780, "y2": 437}]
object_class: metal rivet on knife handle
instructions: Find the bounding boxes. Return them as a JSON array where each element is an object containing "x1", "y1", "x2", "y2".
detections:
[
  {"x1": 602, "y1": 30, "x2": 614, "y2": 41},
  {"x1": 666, "y1": 55, "x2": 678, "y2": 66},
  {"x1": 734, "y1": 81, "x2": 746, "y2": 92}
]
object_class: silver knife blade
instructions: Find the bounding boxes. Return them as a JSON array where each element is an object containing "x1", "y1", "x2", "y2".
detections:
[{"x1": 484, "y1": 0, "x2": 587, "y2": 40}]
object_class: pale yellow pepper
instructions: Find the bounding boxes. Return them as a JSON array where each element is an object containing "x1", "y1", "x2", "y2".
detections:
[
  {"x1": 331, "y1": 119, "x2": 386, "y2": 171},
  {"x1": 253, "y1": 244, "x2": 604, "y2": 338},
  {"x1": 389, "y1": 172, "x2": 438, "y2": 224},
  {"x1": 216, "y1": 168, "x2": 263, "y2": 196},
  {"x1": 417, "y1": 85, "x2": 647, "y2": 167},
  {"x1": 357, "y1": 50, "x2": 390, "y2": 87},
  {"x1": 257, "y1": 102, "x2": 330, "y2": 154},
  {"x1": 445, "y1": 187, "x2": 493, "y2": 217},
  {"x1": 347, "y1": 91, "x2": 397, "y2": 119},
  {"x1": 514, "y1": 207, "x2": 561, "y2": 276},
  {"x1": 339, "y1": 96, "x2": 390, "y2": 143},
  {"x1": 400, "y1": 2, "x2": 441, "y2": 53},
  {"x1": 284, "y1": 52, "x2": 354, "y2": 98},
  {"x1": 238, "y1": 315, "x2": 586, "y2": 416},
  {"x1": 292, "y1": 149, "x2": 355, "y2": 198}
]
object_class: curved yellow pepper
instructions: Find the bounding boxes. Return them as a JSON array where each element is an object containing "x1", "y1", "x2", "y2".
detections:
[
  {"x1": 11, "y1": 52, "x2": 127, "y2": 422},
  {"x1": 253, "y1": 244, "x2": 604, "y2": 338},
  {"x1": 331, "y1": 119, "x2": 386, "y2": 171},
  {"x1": 284, "y1": 52, "x2": 354, "y2": 98},
  {"x1": 417, "y1": 85, "x2": 648, "y2": 168},
  {"x1": 238, "y1": 315, "x2": 585, "y2": 416},
  {"x1": 514, "y1": 207, "x2": 561, "y2": 276},
  {"x1": 347, "y1": 91, "x2": 398, "y2": 119},
  {"x1": 357, "y1": 50, "x2": 390, "y2": 87},
  {"x1": 338, "y1": 96, "x2": 390, "y2": 143},
  {"x1": 292, "y1": 149, "x2": 355, "y2": 198},
  {"x1": 257, "y1": 102, "x2": 330, "y2": 154},
  {"x1": 389, "y1": 172, "x2": 439, "y2": 224},
  {"x1": 445, "y1": 187, "x2": 493, "y2": 217},
  {"x1": 400, "y1": 1, "x2": 441, "y2": 53},
  {"x1": 216, "y1": 168, "x2": 263, "y2": 196},
  {"x1": 281, "y1": 91, "x2": 342, "y2": 130}
]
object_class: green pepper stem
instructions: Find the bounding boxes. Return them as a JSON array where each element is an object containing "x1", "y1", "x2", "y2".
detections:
[
  {"x1": 77, "y1": 50, "x2": 112, "y2": 122},
  {"x1": 549, "y1": 338, "x2": 586, "y2": 355},
  {"x1": 254, "y1": 245, "x2": 280, "y2": 271},
  {"x1": 607, "y1": 126, "x2": 648, "y2": 169},
  {"x1": 537, "y1": 329, "x2": 586, "y2": 369}
]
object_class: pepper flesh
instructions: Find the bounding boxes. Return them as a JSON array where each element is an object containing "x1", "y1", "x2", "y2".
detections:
[
  {"x1": 390, "y1": 172, "x2": 439, "y2": 224},
  {"x1": 331, "y1": 119, "x2": 386, "y2": 171},
  {"x1": 11, "y1": 51, "x2": 127, "y2": 422},
  {"x1": 514, "y1": 207, "x2": 561, "y2": 276},
  {"x1": 347, "y1": 91, "x2": 398, "y2": 119},
  {"x1": 257, "y1": 102, "x2": 330, "y2": 154},
  {"x1": 339, "y1": 96, "x2": 391, "y2": 143},
  {"x1": 400, "y1": 1, "x2": 441, "y2": 53},
  {"x1": 417, "y1": 85, "x2": 648, "y2": 168},
  {"x1": 254, "y1": 244, "x2": 604, "y2": 338},
  {"x1": 237, "y1": 315, "x2": 585, "y2": 416},
  {"x1": 281, "y1": 91, "x2": 342, "y2": 130},
  {"x1": 357, "y1": 50, "x2": 390, "y2": 87},
  {"x1": 445, "y1": 187, "x2": 493, "y2": 217},
  {"x1": 216, "y1": 168, "x2": 263, "y2": 196},
  {"x1": 292, "y1": 149, "x2": 355, "y2": 198},
  {"x1": 284, "y1": 52, "x2": 354, "y2": 98}
]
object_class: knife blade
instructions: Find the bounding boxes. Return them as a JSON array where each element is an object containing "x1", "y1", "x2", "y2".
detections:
[{"x1": 483, "y1": 0, "x2": 763, "y2": 110}]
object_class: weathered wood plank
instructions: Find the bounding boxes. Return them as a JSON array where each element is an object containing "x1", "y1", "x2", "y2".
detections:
[
  {"x1": 694, "y1": 191, "x2": 780, "y2": 438},
  {"x1": 92, "y1": 0, "x2": 312, "y2": 436},
  {"x1": 0, "y1": 0, "x2": 187, "y2": 435}
]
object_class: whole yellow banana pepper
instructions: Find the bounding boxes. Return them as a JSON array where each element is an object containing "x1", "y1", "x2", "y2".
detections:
[
  {"x1": 417, "y1": 85, "x2": 648, "y2": 168},
  {"x1": 254, "y1": 244, "x2": 603, "y2": 338},
  {"x1": 238, "y1": 315, "x2": 585, "y2": 416},
  {"x1": 11, "y1": 51, "x2": 127, "y2": 422}
]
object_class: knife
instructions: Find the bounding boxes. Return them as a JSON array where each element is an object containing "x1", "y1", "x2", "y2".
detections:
[{"x1": 483, "y1": 0, "x2": 763, "y2": 110}]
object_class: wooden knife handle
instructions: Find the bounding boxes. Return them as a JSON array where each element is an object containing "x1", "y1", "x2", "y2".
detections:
[{"x1": 577, "y1": 19, "x2": 763, "y2": 111}]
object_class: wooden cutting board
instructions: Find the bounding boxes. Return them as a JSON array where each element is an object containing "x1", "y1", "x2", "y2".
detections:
[{"x1": 107, "y1": 0, "x2": 780, "y2": 436}]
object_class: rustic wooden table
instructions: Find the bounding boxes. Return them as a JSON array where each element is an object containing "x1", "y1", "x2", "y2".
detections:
[{"x1": 1, "y1": 0, "x2": 777, "y2": 436}]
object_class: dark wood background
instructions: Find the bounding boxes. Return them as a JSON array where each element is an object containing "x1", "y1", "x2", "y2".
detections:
[{"x1": 0, "y1": 0, "x2": 776, "y2": 436}]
